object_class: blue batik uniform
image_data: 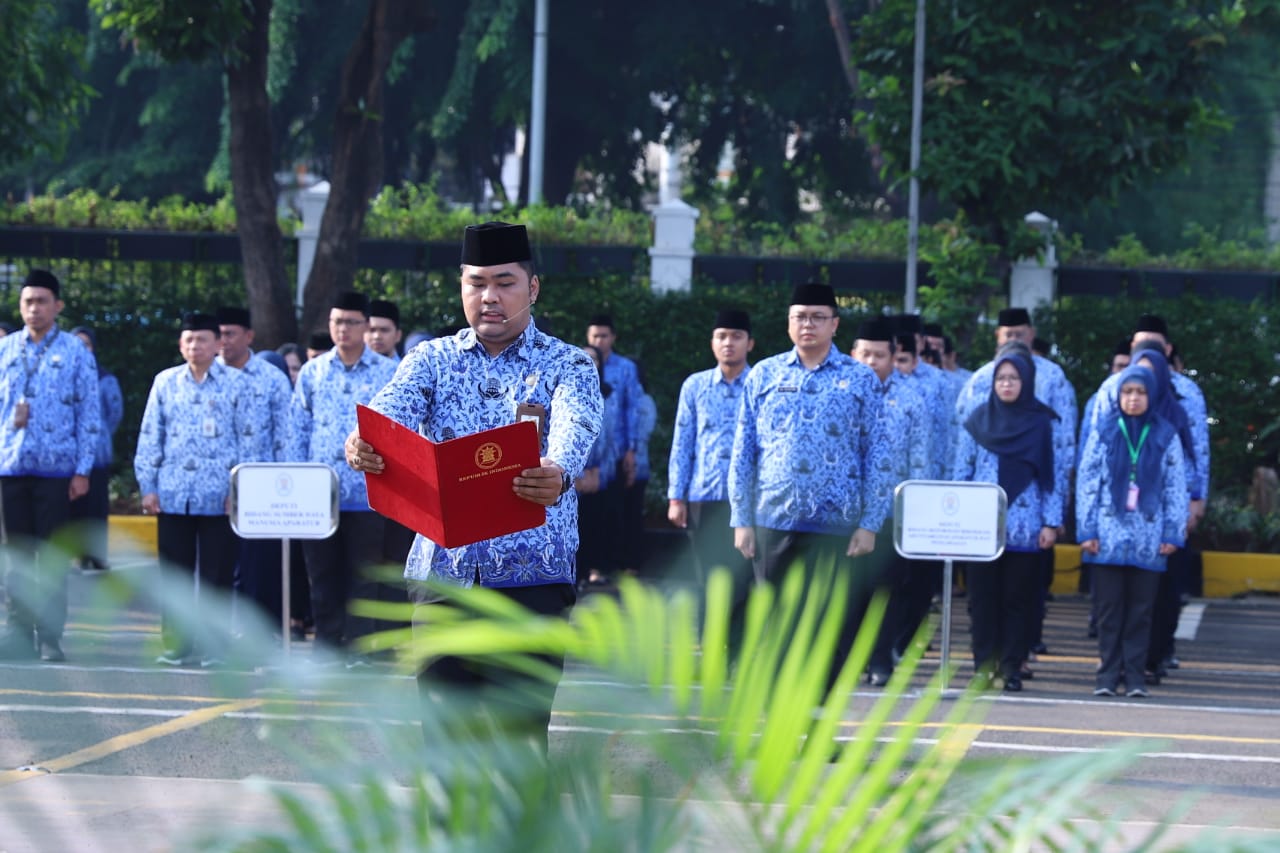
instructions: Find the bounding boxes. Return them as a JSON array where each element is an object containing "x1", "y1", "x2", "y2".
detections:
[
  {"x1": 1076, "y1": 430, "x2": 1187, "y2": 572},
  {"x1": 633, "y1": 391, "x2": 656, "y2": 481},
  {"x1": 897, "y1": 363, "x2": 951, "y2": 480},
  {"x1": 955, "y1": 354, "x2": 1077, "y2": 505},
  {"x1": 134, "y1": 362, "x2": 258, "y2": 514},
  {"x1": 952, "y1": 429, "x2": 1064, "y2": 552},
  {"x1": 877, "y1": 372, "x2": 932, "y2": 486},
  {"x1": 1085, "y1": 371, "x2": 1209, "y2": 500},
  {"x1": 0, "y1": 326, "x2": 101, "y2": 478},
  {"x1": 668, "y1": 366, "x2": 750, "y2": 503},
  {"x1": 729, "y1": 345, "x2": 892, "y2": 535},
  {"x1": 289, "y1": 347, "x2": 398, "y2": 511},
  {"x1": 367, "y1": 322, "x2": 603, "y2": 589},
  {"x1": 220, "y1": 351, "x2": 293, "y2": 462},
  {"x1": 94, "y1": 371, "x2": 123, "y2": 469},
  {"x1": 602, "y1": 352, "x2": 643, "y2": 457}
]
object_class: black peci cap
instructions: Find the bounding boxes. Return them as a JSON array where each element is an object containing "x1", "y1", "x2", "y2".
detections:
[
  {"x1": 997, "y1": 307, "x2": 1032, "y2": 327},
  {"x1": 461, "y1": 221, "x2": 532, "y2": 266},
  {"x1": 180, "y1": 312, "x2": 221, "y2": 335},
  {"x1": 215, "y1": 306, "x2": 252, "y2": 329},
  {"x1": 713, "y1": 309, "x2": 751, "y2": 334},
  {"x1": 790, "y1": 282, "x2": 837, "y2": 309},
  {"x1": 368, "y1": 299, "x2": 401, "y2": 327}
]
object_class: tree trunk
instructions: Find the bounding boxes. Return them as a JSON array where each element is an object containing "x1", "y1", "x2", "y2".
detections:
[
  {"x1": 226, "y1": 0, "x2": 296, "y2": 350},
  {"x1": 299, "y1": 0, "x2": 435, "y2": 337}
]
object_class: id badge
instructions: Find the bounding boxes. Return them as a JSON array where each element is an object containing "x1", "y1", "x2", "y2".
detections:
[
  {"x1": 1125, "y1": 482, "x2": 1140, "y2": 512},
  {"x1": 12, "y1": 398, "x2": 28, "y2": 429},
  {"x1": 515, "y1": 402, "x2": 547, "y2": 441},
  {"x1": 202, "y1": 417, "x2": 218, "y2": 438}
]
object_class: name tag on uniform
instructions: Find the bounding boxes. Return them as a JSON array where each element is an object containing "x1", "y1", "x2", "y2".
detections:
[
  {"x1": 515, "y1": 402, "x2": 547, "y2": 441},
  {"x1": 777, "y1": 385, "x2": 799, "y2": 393}
]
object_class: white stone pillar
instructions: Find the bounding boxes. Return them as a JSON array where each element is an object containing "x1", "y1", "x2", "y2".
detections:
[
  {"x1": 649, "y1": 146, "x2": 698, "y2": 293},
  {"x1": 296, "y1": 181, "x2": 330, "y2": 312},
  {"x1": 1009, "y1": 210, "x2": 1058, "y2": 311},
  {"x1": 649, "y1": 198, "x2": 698, "y2": 293}
]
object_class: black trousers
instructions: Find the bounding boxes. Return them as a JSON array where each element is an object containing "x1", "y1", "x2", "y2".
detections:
[
  {"x1": 577, "y1": 483, "x2": 622, "y2": 575},
  {"x1": 410, "y1": 580, "x2": 576, "y2": 754},
  {"x1": 887, "y1": 557, "x2": 942, "y2": 659},
  {"x1": 966, "y1": 549, "x2": 1041, "y2": 679},
  {"x1": 686, "y1": 501, "x2": 754, "y2": 655},
  {"x1": 620, "y1": 477, "x2": 649, "y2": 572},
  {"x1": 302, "y1": 510, "x2": 384, "y2": 649},
  {"x1": 1147, "y1": 552, "x2": 1185, "y2": 669},
  {"x1": 2, "y1": 476, "x2": 72, "y2": 643},
  {"x1": 374, "y1": 520, "x2": 415, "y2": 635},
  {"x1": 68, "y1": 465, "x2": 111, "y2": 565},
  {"x1": 752, "y1": 528, "x2": 883, "y2": 690},
  {"x1": 237, "y1": 536, "x2": 284, "y2": 629},
  {"x1": 1094, "y1": 563, "x2": 1160, "y2": 690},
  {"x1": 156, "y1": 513, "x2": 237, "y2": 657}
]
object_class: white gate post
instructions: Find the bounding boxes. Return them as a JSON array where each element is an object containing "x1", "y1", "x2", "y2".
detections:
[
  {"x1": 1009, "y1": 210, "x2": 1058, "y2": 311},
  {"x1": 296, "y1": 181, "x2": 330, "y2": 313},
  {"x1": 649, "y1": 147, "x2": 698, "y2": 293}
]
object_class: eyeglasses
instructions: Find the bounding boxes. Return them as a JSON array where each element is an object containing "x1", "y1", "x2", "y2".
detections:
[
  {"x1": 994, "y1": 375, "x2": 1021, "y2": 385},
  {"x1": 330, "y1": 317, "x2": 367, "y2": 328},
  {"x1": 789, "y1": 313, "x2": 834, "y2": 325}
]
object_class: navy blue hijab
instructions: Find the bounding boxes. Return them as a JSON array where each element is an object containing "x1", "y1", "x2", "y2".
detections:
[
  {"x1": 1129, "y1": 343, "x2": 1195, "y2": 468},
  {"x1": 964, "y1": 352, "x2": 1059, "y2": 501},
  {"x1": 1101, "y1": 365, "x2": 1177, "y2": 514}
]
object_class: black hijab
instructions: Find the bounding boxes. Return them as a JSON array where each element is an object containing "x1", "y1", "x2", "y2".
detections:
[{"x1": 964, "y1": 352, "x2": 1059, "y2": 501}]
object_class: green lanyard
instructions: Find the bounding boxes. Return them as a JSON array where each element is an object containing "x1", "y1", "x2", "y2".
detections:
[{"x1": 1117, "y1": 419, "x2": 1150, "y2": 482}]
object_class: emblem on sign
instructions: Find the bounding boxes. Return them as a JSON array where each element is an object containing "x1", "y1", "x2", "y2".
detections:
[
  {"x1": 941, "y1": 491, "x2": 959, "y2": 515},
  {"x1": 475, "y1": 442, "x2": 502, "y2": 470},
  {"x1": 275, "y1": 473, "x2": 294, "y2": 496}
]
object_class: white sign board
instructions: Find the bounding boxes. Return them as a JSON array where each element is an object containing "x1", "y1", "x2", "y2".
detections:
[
  {"x1": 893, "y1": 480, "x2": 1007, "y2": 561},
  {"x1": 229, "y1": 463, "x2": 340, "y2": 540}
]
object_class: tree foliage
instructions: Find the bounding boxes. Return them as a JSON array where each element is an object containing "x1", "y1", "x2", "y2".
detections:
[
  {"x1": 851, "y1": 0, "x2": 1248, "y2": 247},
  {"x1": 0, "y1": 0, "x2": 95, "y2": 169}
]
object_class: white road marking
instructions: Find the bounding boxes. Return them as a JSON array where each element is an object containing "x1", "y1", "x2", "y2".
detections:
[{"x1": 1176, "y1": 602, "x2": 1206, "y2": 641}]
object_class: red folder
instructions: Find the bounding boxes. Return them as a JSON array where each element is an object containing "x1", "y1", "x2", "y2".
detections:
[{"x1": 356, "y1": 405, "x2": 545, "y2": 548}]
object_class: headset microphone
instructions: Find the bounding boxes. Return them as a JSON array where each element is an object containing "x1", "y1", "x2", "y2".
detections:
[{"x1": 500, "y1": 299, "x2": 536, "y2": 324}]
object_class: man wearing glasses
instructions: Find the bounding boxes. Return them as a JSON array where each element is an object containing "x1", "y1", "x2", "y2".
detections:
[
  {"x1": 288, "y1": 291, "x2": 397, "y2": 665},
  {"x1": 729, "y1": 282, "x2": 892, "y2": 686}
]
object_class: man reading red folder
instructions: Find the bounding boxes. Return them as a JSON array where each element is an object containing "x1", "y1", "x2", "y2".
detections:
[
  {"x1": 344, "y1": 221, "x2": 603, "y2": 751},
  {"x1": 356, "y1": 407, "x2": 544, "y2": 548}
]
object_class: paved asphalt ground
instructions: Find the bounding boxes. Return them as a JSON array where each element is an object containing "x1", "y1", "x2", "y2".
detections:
[{"x1": 1, "y1": 555, "x2": 1278, "y2": 851}]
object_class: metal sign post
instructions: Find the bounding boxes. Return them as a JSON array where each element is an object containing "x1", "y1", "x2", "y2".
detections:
[
  {"x1": 229, "y1": 463, "x2": 339, "y2": 655},
  {"x1": 893, "y1": 480, "x2": 1007, "y2": 695}
]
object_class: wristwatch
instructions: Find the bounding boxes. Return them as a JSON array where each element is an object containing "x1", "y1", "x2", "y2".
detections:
[{"x1": 559, "y1": 467, "x2": 573, "y2": 495}]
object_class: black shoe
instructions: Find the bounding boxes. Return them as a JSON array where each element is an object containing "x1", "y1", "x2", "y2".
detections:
[
  {"x1": 0, "y1": 630, "x2": 37, "y2": 660},
  {"x1": 1019, "y1": 667, "x2": 1035, "y2": 681},
  {"x1": 1002, "y1": 676, "x2": 1023, "y2": 693},
  {"x1": 1031, "y1": 643, "x2": 1048, "y2": 655},
  {"x1": 1087, "y1": 622, "x2": 1098, "y2": 639},
  {"x1": 1143, "y1": 669, "x2": 1162, "y2": 686},
  {"x1": 1165, "y1": 656, "x2": 1180, "y2": 670},
  {"x1": 867, "y1": 670, "x2": 890, "y2": 687},
  {"x1": 39, "y1": 639, "x2": 66, "y2": 663}
]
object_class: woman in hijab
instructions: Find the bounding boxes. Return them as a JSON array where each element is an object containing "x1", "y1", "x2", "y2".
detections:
[
  {"x1": 953, "y1": 348, "x2": 1062, "y2": 692},
  {"x1": 1076, "y1": 364, "x2": 1187, "y2": 698}
]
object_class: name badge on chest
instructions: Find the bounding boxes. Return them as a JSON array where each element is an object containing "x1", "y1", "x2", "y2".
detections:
[{"x1": 516, "y1": 402, "x2": 547, "y2": 441}]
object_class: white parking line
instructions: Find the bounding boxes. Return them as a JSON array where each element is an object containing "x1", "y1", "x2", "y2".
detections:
[{"x1": 1176, "y1": 602, "x2": 1206, "y2": 641}]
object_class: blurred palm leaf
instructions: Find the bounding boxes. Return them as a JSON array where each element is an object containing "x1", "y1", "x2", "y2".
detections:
[{"x1": 195, "y1": 560, "x2": 1182, "y2": 852}]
